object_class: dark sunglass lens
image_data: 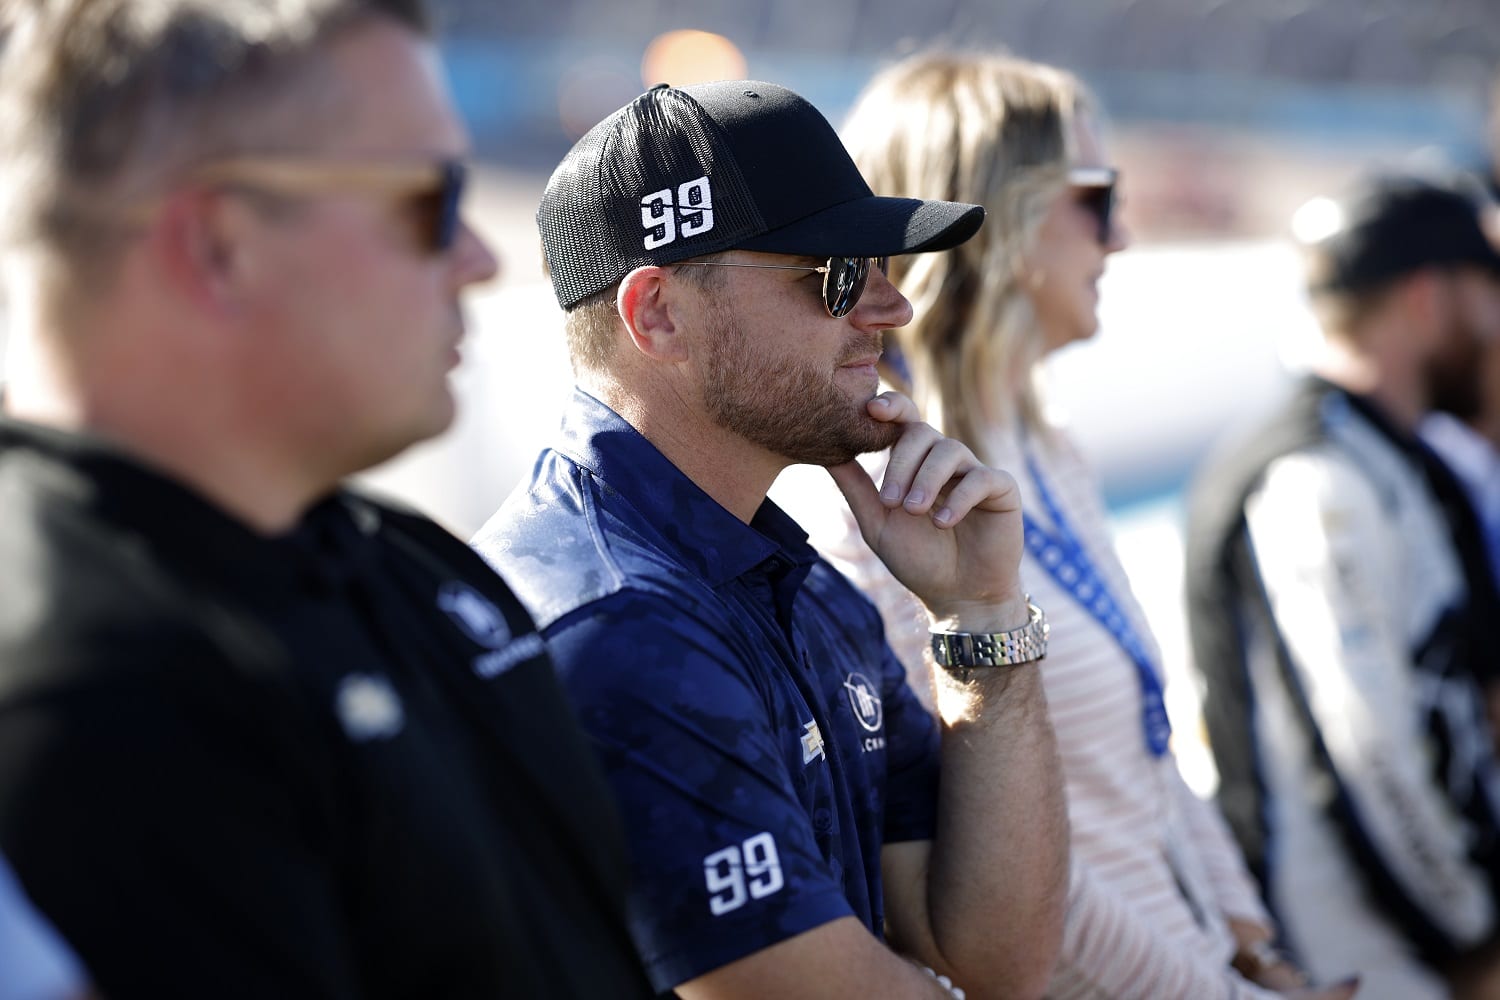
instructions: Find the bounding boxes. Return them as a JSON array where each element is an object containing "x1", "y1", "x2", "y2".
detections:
[
  {"x1": 825, "y1": 256, "x2": 871, "y2": 317},
  {"x1": 1079, "y1": 184, "x2": 1114, "y2": 244},
  {"x1": 875, "y1": 256, "x2": 890, "y2": 275},
  {"x1": 431, "y1": 161, "x2": 466, "y2": 251}
]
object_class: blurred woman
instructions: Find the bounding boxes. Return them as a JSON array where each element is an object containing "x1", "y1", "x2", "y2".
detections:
[{"x1": 775, "y1": 51, "x2": 1353, "y2": 999}]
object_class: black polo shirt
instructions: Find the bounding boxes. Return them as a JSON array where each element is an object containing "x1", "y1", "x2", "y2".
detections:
[{"x1": 0, "y1": 417, "x2": 652, "y2": 999}]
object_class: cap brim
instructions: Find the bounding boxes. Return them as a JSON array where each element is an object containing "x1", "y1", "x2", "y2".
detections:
[{"x1": 735, "y1": 196, "x2": 984, "y2": 258}]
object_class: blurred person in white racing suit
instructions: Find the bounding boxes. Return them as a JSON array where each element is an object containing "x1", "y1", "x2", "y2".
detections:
[{"x1": 1185, "y1": 172, "x2": 1500, "y2": 1000}]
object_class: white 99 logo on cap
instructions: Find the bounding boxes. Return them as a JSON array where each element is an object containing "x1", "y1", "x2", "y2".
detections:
[{"x1": 640, "y1": 176, "x2": 715, "y2": 250}]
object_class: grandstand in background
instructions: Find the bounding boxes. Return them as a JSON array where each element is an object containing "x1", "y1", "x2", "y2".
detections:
[{"x1": 434, "y1": 0, "x2": 1500, "y2": 240}]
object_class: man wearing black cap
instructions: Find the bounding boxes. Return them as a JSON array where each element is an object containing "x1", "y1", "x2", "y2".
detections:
[
  {"x1": 474, "y1": 81, "x2": 1068, "y2": 998},
  {"x1": 1185, "y1": 173, "x2": 1500, "y2": 1000}
]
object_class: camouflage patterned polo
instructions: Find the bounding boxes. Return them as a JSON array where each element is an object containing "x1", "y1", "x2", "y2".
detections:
[{"x1": 473, "y1": 388, "x2": 941, "y2": 992}]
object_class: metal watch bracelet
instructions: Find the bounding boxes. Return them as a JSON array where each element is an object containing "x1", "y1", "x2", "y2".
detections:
[{"x1": 930, "y1": 598, "x2": 1048, "y2": 680}]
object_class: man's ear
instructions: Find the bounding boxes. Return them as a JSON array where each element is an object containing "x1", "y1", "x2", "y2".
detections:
[
  {"x1": 618, "y1": 265, "x2": 691, "y2": 362},
  {"x1": 146, "y1": 189, "x2": 260, "y2": 318}
]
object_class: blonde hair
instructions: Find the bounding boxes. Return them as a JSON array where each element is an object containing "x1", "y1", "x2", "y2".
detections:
[
  {"x1": 842, "y1": 51, "x2": 1090, "y2": 460},
  {"x1": 565, "y1": 285, "x2": 623, "y2": 374},
  {"x1": 562, "y1": 253, "x2": 726, "y2": 376}
]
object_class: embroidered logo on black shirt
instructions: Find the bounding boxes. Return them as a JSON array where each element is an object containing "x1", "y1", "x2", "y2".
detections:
[{"x1": 335, "y1": 674, "x2": 405, "y2": 742}]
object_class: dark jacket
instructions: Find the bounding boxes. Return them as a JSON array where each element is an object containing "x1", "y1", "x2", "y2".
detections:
[{"x1": 0, "y1": 417, "x2": 653, "y2": 999}]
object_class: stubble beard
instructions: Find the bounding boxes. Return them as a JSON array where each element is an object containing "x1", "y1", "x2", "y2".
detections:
[
  {"x1": 1427, "y1": 316, "x2": 1485, "y2": 420},
  {"x1": 703, "y1": 310, "x2": 900, "y2": 467}
]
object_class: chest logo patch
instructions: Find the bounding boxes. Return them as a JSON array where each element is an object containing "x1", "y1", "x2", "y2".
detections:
[
  {"x1": 844, "y1": 671, "x2": 884, "y2": 733},
  {"x1": 800, "y1": 720, "x2": 826, "y2": 764},
  {"x1": 437, "y1": 582, "x2": 511, "y2": 649},
  {"x1": 335, "y1": 674, "x2": 405, "y2": 743}
]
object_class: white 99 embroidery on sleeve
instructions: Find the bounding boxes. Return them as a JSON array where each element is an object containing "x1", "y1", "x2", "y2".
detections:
[{"x1": 703, "y1": 831, "x2": 783, "y2": 915}]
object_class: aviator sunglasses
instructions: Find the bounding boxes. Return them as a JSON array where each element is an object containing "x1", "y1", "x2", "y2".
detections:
[
  {"x1": 1068, "y1": 166, "x2": 1118, "y2": 245},
  {"x1": 186, "y1": 157, "x2": 467, "y2": 252},
  {"x1": 676, "y1": 254, "x2": 891, "y2": 318}
]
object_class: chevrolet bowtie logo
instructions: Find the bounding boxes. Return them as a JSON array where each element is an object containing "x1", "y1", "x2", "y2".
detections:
[{"x1": 800, "y1": 721, "x2": 826, "y2": 764}]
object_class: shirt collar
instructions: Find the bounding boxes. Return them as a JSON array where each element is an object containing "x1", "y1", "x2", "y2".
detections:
[
  {"x1": 0, "y1": 415, "x2": 375, "y2": 596},
  {"x1": 555, "y1": 388, "x2": 819, "y2": 586},
  {"x1": 1422, "y1": 412, "x2": 1500, "y2": 487}
]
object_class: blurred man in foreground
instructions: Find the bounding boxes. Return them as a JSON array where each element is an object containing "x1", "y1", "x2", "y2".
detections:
[
  {"x1": 1186, "y1": 173, "x2": 1500, "y2": 1000},
  {"x1": 0, "y1": 2, "x2": 651, "y2": 996},
  {"x1": 476, "y1": 80, "x2": 1068, "y2": 1000}
]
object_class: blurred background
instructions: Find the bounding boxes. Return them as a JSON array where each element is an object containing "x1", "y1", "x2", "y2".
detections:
[{"x1": 5, "y1": 0, "x2": 1500, "y2": 789}]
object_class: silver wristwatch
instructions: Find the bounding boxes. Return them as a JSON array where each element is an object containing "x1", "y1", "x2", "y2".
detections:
[{"x1": 930, "y1": 598, "x2": 1048, "y2": 680}]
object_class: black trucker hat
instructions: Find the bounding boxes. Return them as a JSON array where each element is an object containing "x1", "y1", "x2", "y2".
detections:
[
  {"x1": 537, "y1": 80, "x2": 986, "y2": 310},
  {"x1": 1307, "y1": 173, "x2": 1500, "y2": 294}
]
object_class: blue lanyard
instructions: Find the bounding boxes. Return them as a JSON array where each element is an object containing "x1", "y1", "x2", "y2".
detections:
[{"x1": 1022, "y1": 447, "x2": 1172, "y2": 757}]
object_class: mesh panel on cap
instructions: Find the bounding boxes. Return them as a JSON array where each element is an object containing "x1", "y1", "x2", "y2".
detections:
[
  {"x1": 539, "y1": 86, "x2": 766, "y2": 310},
  {"x1": 537, "y1": 128, "x2": 616, "y2": 310}
]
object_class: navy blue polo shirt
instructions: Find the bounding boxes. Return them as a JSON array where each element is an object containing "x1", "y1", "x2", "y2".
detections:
[{"x1": 474, "y1": 388, "x2": 941, "y2": 991}]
